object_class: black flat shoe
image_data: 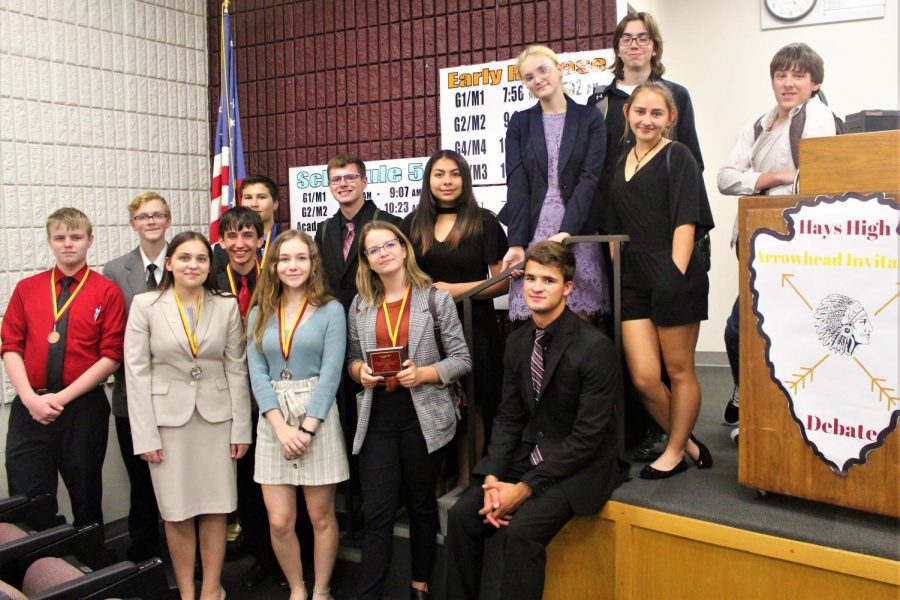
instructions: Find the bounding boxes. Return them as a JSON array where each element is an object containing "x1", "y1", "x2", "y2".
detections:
[
  {"x1": 240, "y1": 560, "x2": 270, "y2": 589},
  {"x1": 689, "y1": 435, "x2": 713, "y2": 469},
  {"x1": 639, "y1": 459, "x2": 689, "y2": 480},
  {"x1": 411, "y1": 586, "x2": 431, "y2": 600}
]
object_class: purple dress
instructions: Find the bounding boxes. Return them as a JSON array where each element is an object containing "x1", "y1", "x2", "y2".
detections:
[{"x1": 509, "y1": 112, "x2": 610, "y2": 319}]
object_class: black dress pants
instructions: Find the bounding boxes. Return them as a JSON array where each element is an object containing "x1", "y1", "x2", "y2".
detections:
[
  {"x1": 444, "y1": 467, "x2": 574, "y2": 600},
  {"x1": 6, "y1": 388, "x2": 109, "y2": 530},
  {"x1": 356, "y1": 389, "x2": 444, "y2": 600},
  {"x1": 114, "y1": 416, "x2": 161, "y2": 561}
]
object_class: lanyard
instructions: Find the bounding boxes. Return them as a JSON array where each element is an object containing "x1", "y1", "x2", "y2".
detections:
[
  {"x1": 173, "y1": 289, "x2": 203, "y2": 358},
  {"x1": 381, "y1": 286, "x2": 411, "y2": 347},
  {"x1": 259, "y1": 224, "x2": 277, "y2": 270},
  {"x1": 50, "y1": 267, "x2": 91, "y2": 325},
  {"x1": 225, "y1": 262, "x2": 260, "y2": 296},
  {"x1": 278, "y1": 296, "x2": 308, "y2": 362}
]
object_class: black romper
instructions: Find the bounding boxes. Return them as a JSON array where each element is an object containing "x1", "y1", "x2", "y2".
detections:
[
  {"x1": 401, "y1": 209, "x2": 509, "y2": 445},
  {"x1": 607, "y1": 141, "x2": 714, "y2": 326}
]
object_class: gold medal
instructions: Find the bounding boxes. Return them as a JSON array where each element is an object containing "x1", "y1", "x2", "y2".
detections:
[{"x1": 47, "y1": 331, "x2": 60, "y2": 344}]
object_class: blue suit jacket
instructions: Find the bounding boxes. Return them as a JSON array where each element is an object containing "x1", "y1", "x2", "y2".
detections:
[{"x1": 498, "y1": 95, "x2": 607, "y2": 247}]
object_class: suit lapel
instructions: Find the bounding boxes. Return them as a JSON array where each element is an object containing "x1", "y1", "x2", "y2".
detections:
[
  {"x1": 539, "y1": 312, "x2": 574, "y2": 400},
  {"x1": 195, "y1": 290, "x2": 214, "y2": 350},
  {"x1": 339, "y1": 202, "x2": 376, "y2": 281},
  {"x1": 406, "y1": 287, "x2": 429, "y2": 359},
  {"x1": 161, "y1": 290, "x2": 195, "y2": 359},
  {"x1": 125, "y1": 248, "x2": 147, "y2": 296},
  {"x1": 558, "y1": 98, "x2": 578, "y2": 178},
  {"x1": 529, "y1": 106, "x2": 549, "y2": 185}
]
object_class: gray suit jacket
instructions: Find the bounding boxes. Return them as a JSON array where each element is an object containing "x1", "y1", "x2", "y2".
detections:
[
  {"x1": 346, "y1": 285, "x2": 471, "y2": 454},
  {"x1": 103, "y1": 247, "x2": 152, "y2": 418},
  {"x1": 124, "y1": 290, "x2": 252, "y2": 455}
]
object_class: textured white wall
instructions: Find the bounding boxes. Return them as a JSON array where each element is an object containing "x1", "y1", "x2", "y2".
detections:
[{"x1": 0, "y1": 0, "x2": 210, "y2": 522}]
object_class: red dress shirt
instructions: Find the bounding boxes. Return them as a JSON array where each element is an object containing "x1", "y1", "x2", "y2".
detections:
[{"x1": 1, "y1": 265, "x2": 126, "y2": 390}]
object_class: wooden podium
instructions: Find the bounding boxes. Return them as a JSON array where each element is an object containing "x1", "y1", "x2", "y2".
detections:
[{"x1": 737, "y1": 130, "x2": 900, "y2": 516}]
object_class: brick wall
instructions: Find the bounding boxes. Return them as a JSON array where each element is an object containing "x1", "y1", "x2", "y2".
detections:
[
  {"x1": 0, "y1": 0, "x2": 211, "y2": 404},
  {"x1": 208, "y1": 0, "x2": 618, "y2": 227}
]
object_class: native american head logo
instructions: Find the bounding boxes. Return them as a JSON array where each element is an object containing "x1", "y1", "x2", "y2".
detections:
[{"x1": 814, "y1": 294, "x2": 873, "y2": 356}]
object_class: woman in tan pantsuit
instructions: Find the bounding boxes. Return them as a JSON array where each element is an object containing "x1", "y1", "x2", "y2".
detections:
[{"x1": 125, "y1": 231, "x2": 252, "y2": 600}]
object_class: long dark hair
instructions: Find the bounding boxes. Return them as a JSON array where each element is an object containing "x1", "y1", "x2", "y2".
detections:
[
  {"x1": 409, "y1": 149, "x2": 483, "y2": 254},
  {"x1": 159, "y1": 231, "x2": 228, "y2": 297}
]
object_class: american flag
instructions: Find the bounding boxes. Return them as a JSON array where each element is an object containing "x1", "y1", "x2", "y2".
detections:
[{"x1": 209, "y1": 0, "x2": 245, "y2": 243}]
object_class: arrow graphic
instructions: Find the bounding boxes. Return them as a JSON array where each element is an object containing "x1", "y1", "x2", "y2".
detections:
[
  {"x1": 786, "y1": 354, "x2": 830, "y2": 394},
  {"x1": 873, "y1": 283, "x2": 899, "y2": 317},
  {"x1": 781, "y1": 273, "x2": 813, "y2": 311},
  {"x1": 853, "y1": 357, "x2": 899, "y2": 411}
]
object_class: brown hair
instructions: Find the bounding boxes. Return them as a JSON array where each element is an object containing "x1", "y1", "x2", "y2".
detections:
[
  {"x1": 46, "y1": 207, "x2": 92, "y2": 237},
  {"x1": 408, "y1": 149, "x2": 483, "y2": 254},
  {"x1": 327, "y1": 154, "x2": 367, "y2": 179},
  {"x1": 249, "y1": 230, "x2": 333, "y2": 348},
  {"x1": 612, "y1": 11, "x2": 665, "y2": 81},
  {"x1": 525, "y1": 241, "x2": 575, "y2": 282},
  {"x1": 770, "y1": 43, "x2": 825, "y2": 87},
  {"x1": 354, "y1": 221, "x2": 431, "y2": 306},
  {"x1": 623, "y1": 80, "x2": 678, "y2": 141}
]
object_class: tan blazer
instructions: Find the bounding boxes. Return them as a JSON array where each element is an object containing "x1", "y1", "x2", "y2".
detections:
[{"x1": 124, "y1": 288, "x2": 252, "y2": 455}]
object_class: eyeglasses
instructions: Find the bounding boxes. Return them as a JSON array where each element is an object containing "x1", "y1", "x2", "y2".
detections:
[
  {"x1": 619, "y1": 33, "x2": 652, "y2": 47},
  {"x1": 329, "y1": 174, "x2": 362, "y2": 185},
  {"x1": 364, "y1": 239, "x2": 401, "y2": 258},
  {"x1": 133, "y1": 213, "x2": 170, "y2": 223},
  {"x1": 522, "y1": 64, "x2": 553, "y2": 85}
]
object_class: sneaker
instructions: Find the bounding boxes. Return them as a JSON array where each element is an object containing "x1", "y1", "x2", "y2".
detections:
[
  {"x1": 730, "y1": 427, "x2": 739, "y2": 445},
  {"x1": 723, "y1": 386, "x2": 740, "y2": 426},
  {"x1": 634, "y1": 427, "x2": 669, "y2": 462}
]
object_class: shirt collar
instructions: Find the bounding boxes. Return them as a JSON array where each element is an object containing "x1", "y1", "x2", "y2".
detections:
[
  {"x1": 52, "y1": 263, "x2": 89, "y2": 282},
  {"x1": 532, "y1": 307, "x2": 569, "y2": 345},
  {"x1": 139, "y1": 246, "x2": 166, "y2": 274}
]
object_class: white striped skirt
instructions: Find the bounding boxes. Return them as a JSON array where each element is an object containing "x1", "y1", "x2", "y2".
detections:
[{"x1": 254, "y1": 376, "x2": 349, "y2": 486}]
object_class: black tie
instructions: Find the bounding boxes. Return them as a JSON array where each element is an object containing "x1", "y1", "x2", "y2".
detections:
[
  {"x1": 146, "y1": 264, "x2": 158, "y2": 290},
  {"x1": 45, "y1": 277, "x2": 74, "y2": 393}
]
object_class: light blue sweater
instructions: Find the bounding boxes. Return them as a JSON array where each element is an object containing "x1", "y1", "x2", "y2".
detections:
[{"x1": 246, "y1": 300, "x2": 346, "y2": 420}]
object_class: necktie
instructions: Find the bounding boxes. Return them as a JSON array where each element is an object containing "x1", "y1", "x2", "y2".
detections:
[
  {"x1": 238, "y1": 275, "x2": 251, "y2": 318},
  {"x1": 45, "y1": 277, "x2": 74, "y2": 393},
  {"x1": 343, "y1": 222, "x2": 355, "y2": 260},
  {"x1": 529, "y1": 329, "x2": 545, "y2": 466},
  {"x1": 146, "y1": 264, "x2": 158, "y2": 290}
]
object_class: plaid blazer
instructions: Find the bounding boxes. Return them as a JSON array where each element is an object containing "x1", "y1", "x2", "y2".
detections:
[{"x1": 346, "y1": 285, "x2": 471, "y2": 454}]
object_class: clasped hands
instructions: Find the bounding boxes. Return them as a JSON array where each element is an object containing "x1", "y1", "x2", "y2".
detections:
[
  {"x1": 23, "y1": 391, "x2": 65, "y2": 425},
  {"x1": 276, "y1": 423, "x2": 313, "y2": 461},
  {"x1": 357, "y1": 359, "x2": 428, "y2": 389},
  {"x1": 479, "y1": 475, "x2": 532, "y2": 528}
]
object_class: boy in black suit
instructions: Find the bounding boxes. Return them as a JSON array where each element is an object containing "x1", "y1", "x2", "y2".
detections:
[{"x1": 445, "y1": 241, "x2": 622, "y2": 600}]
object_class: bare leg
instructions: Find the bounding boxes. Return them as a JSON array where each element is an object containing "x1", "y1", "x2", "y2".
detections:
[
  {"x1": 263, "y1": 484, "x2": 306, "y2": 600},
  {"x1": 622, "y1": 320, "x2": 701, "y2": 470},
  {"x1": 303, "y1": 484, "x2": 339, "y2": 598},
  {"x1": 197, "y1": 513, "x2": 227, "y2": 600},
  {"x1": 654, "y1": 323, "x2": 702, "y2": 470},
  {"x1": 164, "y1": 518, "x2": 197, "y2": 600}
]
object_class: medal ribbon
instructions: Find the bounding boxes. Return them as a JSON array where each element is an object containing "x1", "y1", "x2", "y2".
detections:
[
  {"x1": 173, "y1": 289, "x2": 203, "y2": 358},
  {"x1": 381, "y1": 286, "x2": 411, "y2": 347},
  {"x1": 278, "y1": 296, "x2": 308, "y2": 362},
  {"x1": 51, "y1": 267, "x2": 91, "y2": 325},
  {"x1": 259, "y1": 224, "x2": 277, "y2": 270},
  {"x1": 225, "y1": 262, "x2": 260, "y2": 296}
]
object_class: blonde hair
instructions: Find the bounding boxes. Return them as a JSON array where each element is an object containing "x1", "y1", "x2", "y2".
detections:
[
  {"x1": 46, "y1": 207, "x2": 92, "y2": 237},
  {"x1": 516, "y1": 44, "x2": 560, "y2": 71},
  {"x1": 127, "y1": 191, "x2": 169, "y2": 217},
  {"x1": 354, "y1": 221, "x2": 431, "y2": 306},
  {"x1": 249, "y1": 230, "x2": 333, "y2": 349},
  {"x1": 623, "y1": 80, "x2": 678, "y2": 142}
]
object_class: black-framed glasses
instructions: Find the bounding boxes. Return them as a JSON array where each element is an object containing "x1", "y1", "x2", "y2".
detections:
[
  {"x1": 330, "y1": 174, "x2": 362, "y2": 185},
  {"x1": 364, "y1": 238, "x2": 401, "y2": 258},
  {"x1": 619, "y1": 33, "x2": 652, "y2": 47},
  {"x1": 133, "y1": 212, "x2": 170, "y2": 223}
]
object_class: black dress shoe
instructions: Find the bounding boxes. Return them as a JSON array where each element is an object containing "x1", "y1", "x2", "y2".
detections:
[
  {"x1": 689, "y1": 435, "x2": 713, "y2": 469},
  {"x1": 276, "y1": 573, "x2": 289, "y2": 588},
  {"x1": 639, "y1": 459, "x2": 688, "y2": 480},
  {"x1": 240, "y1": 560, "x2": 270, "y2": 589},
  {"x1": 634, "y1": 427, "x2": 669, "y2": 462},
  {"x1": 410, "y1": 586, "x2": 431, "y2": 599}
]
